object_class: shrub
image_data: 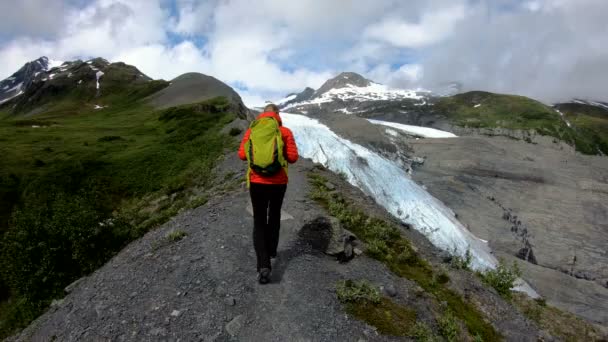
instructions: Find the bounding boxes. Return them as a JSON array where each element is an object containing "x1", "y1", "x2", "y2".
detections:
[
  {"x1": 166, "y1": 230, "x2": 187, "y2": 242},
  {"x1": 97, "y1": 135, "x2": 123, "y2": 142},
  {"x1": 336, "y1": 279, "x2": 381, "y2": 304},
  {"x1": 438, "y1": 310, "x2": 460, "y2": 342},
  {"x1": 450, "y1": 248, "x2": 472, "y2": 270},
  {"x1": 412, "y1": 321, "x2": 438, "y2": 342},
  {"x1": 229, "y1": 127, "x2": 242, "y2": 136},
  {"x1": 480, "y1": 260, "x2": 521, "y2": 299},
  {"x1": 0, "y1": 191, "x2": 133, "y2": 304}
]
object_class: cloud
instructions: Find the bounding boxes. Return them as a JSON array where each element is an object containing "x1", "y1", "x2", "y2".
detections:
[
  {"x1": 363, "y1": 4, "x2": 467, "y2": 48},
  {"x1": 411, "y1": 0, "x2": 608, "y2": 102},
  {"x1": 0, "y1": 0, "x2": 607, "y2": 103},
  {"x1": 0, "y1": 0, "x2": 68, "y2": 39}
]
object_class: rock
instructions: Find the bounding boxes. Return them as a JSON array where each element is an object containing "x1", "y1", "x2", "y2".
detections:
[
  {"x1": 354, "y1": 247, "x2": 363, "y2": 256},
  {"x1": 383, "y1": 284, "x2": 397, "y2": 297},
  {"x1": 325, "y1": 217, "x2": 346, "y2": 255},
  {"x1": 225, "y1": 314, "x2": 245, "y2": 337},
  {"x1": 516, "y1": 246, "x2": 538, "y2": 265},
  {"x1": 224, "y1": 296, "x2": 236, "y2": 306},
  {"x1": 440, "y1": 251, "x2": 453, "y2": 263},
  {"x1": 324, "y1": 182, "x2": 336, "y2": 191},
  {"x1": 171, "y1": 310, "x2": 181, "y2": 317}
]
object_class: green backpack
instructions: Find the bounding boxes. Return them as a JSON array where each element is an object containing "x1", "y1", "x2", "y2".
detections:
[{"x1": 244, "y1": 117, "x2": 288, "y2": 186}]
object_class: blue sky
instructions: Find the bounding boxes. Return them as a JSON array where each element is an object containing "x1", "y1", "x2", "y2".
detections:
[{"x1": 0, "y1": 0, "x2": 607, "y2": 105}]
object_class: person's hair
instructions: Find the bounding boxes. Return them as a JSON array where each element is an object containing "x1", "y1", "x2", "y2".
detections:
[{"x1": 264, "y1": 103, "x2": 279, "y2": 113}]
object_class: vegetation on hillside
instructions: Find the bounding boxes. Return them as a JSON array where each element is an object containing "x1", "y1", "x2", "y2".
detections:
[
  {"x1": 0, "y1": 96, "x2": 237, "y2": 338},
  {"x1": 434, "y1": 91, "x2": 604, "y2": 154},
  {"x1": 554, "y1": 102, "x2": 608, "y2": 155}
]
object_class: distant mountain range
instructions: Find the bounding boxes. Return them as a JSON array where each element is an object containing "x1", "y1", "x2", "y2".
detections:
[
  {"x1": 277, "y1": 71, "x2": 608, "y2": 155},
  {"x1": 1, "y1": 57, "x2": 607, "y2": 155}
]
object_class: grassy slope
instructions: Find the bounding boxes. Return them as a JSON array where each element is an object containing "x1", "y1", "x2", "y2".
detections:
[
  {"x1": 435, "y1": 91, "x2": 589, "y2": 152},
  {"x1": 555, "y1": 102, "x2": 608, "y2": 155},
  {"x1": 0, "y1": 95, "x2": 238, "y2": 338}
]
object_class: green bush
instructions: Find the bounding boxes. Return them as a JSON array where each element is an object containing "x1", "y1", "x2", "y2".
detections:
[
  {"x1": 97, "y1": 135, "x2": 123, "y2": 142},
  {"x1": 1, "y1": 191, "x2": 133, "y2": 303},
  {"x1": 229, "y1": 127, "x2": 242, "y2": 136},
  {"x1": 166, "y1": 230, "x2": 187, "y2": 242},
  {"x1": 336, "y1": 280, "x2": 381, "y2": 304},
  {"x1": 480, "y1": 260, "x2": 521, "y2": 299},
  {"x1": 412, "y1": 321, "x2": 438, "y2": 341},
  {"x1": 438, "y1": 310, "x2": 460, "y2": 342},
  {"x1": 450, "y1": 248, "x2": 472, "y2": 270}
]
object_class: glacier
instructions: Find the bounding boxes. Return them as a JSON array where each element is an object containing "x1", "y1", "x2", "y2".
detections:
[{"x1": 282, "y1": 112, "x2": 538, "y2": 297}]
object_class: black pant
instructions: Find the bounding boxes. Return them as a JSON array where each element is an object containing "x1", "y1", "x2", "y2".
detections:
[{"x1": 250, "y1": 183, "x2": 287, "y2": 271}]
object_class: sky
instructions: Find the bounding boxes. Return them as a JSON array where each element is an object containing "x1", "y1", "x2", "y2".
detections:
[{"x1": 0, "y1": 0, "x2": 606, "y2": 106}]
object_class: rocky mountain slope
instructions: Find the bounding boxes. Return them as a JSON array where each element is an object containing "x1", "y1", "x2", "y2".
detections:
[
  {"x1": 0, "y1": 57, "x2": 61, "y2": 105},
  {"x1": 281, "y1": 74, "x2": 607, "y2": 156}
]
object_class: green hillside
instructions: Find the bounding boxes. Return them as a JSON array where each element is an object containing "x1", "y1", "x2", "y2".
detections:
[
  {"x1": 554, "y1": 102, "x2": 608, "y2": 155},
  {"x1": 436, "y1": 91, "x2": 580, "y2": 145},
  {"x1": 0, "y1": 94, "x2": 240, "y2": 337}
]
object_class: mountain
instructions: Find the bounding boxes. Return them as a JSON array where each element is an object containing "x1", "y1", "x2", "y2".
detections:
[
  {"x1": 0, "y1": 56, "x2": 167, "y2": 116},
  {"x1": 554, "y1": 100, "x2": 608, "y2": 155},
  {"x1": 0, "y1": 57, "x2": 60, "y2": 105},
  {"x1": 276, "y1": 87, "x2": 314, "y2": 108},
  {"x1": 0, "y1": 56, "x2": 250, "y2": 121},
  {"x1": 146, "y1": 72, "x2": 250, "y2": 120},
  {"x1": 278, "y1": 72, "x2": 429, "y2": 116},
  {"x1": 279, "y1": 72, "x2": 608, "y2": 155}
]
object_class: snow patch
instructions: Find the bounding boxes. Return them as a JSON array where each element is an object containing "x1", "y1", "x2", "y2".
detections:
[
  {"x1": 8, "y1": 82, "x2": 23, "y2": 93},
  {"x1": 0, "y1": 90, "x2": 24, "y2": 104},
  {"x1": 589, "y1": 101, "x2": 608, "y2": 110},
  {"x1": 282, "y1": 112, "x2": 539, "y2": 298},
  {"x1": 68, "y1": 73, "x2": 73, "y2": 78},
  {"x1": 275, "y1": 94, "x2": 297, "y2": 106},
  {"x1": 78, "y1": 80, "x2": 83, "y2": 85},
  {"x1": 49, "y1": 74, "x2": 56, "y2": 80},
  {"x1": 385, "y1": 128, "x2": 399, "y2": 137},
  {"x1": 94, "y1": 105, "x2": 106, "y2": 110},
  {"x1": 46, "y1": 59, "x2": 64, "y2": 70},
  {"x1": 334, "y1": 107, "x2": 353, "y2": 114},
  {"x1": 554, "y1": 109, "x2": 572, "y2": 128},
  {"x1": 96, "y1": 71, "x2": 104, "y2": 90},
  {"x1": 2, "y1": 85, "x2": 8, "y2": 90},
  {"x1": 368, "y1": 119, "x2": 457, "y2": 138},
  {"x1": 284, "y1": 83, "x2": 429, "y2": 110},
  {"x1": 474, "y1": 104, "x2": 481, "y2": 108},
  {"x1": 6, "y1": 77, "x2": 15, "y2": 81}
]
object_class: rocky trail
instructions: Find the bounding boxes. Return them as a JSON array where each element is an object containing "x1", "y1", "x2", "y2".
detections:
[{"x1": 11, "y1": 153, "x2": 554, "y2": 341}]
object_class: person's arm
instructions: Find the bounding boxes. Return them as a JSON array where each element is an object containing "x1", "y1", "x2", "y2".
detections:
[
  {"x1": 238, "y1": 128, "x2": 251, "y2": 161},
  {"x1": 282, "y1": 127, "x2": 299, "y2": 163}
]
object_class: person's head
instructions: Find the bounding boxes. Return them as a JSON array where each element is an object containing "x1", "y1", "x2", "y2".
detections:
[{"x1": 264, "y1": 103, "x2": 279, "y2": 113}]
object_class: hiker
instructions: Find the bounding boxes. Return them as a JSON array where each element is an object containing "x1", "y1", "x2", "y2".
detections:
[{"x1": 238, "y1": 103, "x2": 299, "y2": 284}]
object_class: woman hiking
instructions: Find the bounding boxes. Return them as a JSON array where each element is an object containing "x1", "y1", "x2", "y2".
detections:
[{"x1": 238, "y1": 104, "x2": 299, "y2": 284}]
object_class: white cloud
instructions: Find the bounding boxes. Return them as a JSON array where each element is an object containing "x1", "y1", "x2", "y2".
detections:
[
  {"x1": 363, "y1": 4, "x2": 467, "y2": 48},
  {"x1": 1, "y1": 0, "x2": 608, "y2": 102}
]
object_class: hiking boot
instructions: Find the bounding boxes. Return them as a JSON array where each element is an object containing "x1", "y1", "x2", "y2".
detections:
[{"x1": 258, "y1": 268, "x2": 271, "y2": 284}]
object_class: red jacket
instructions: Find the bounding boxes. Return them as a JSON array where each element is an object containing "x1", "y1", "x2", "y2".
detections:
[{"x1": 238, "y1": 112, "x2": 299, "y2": 184}]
